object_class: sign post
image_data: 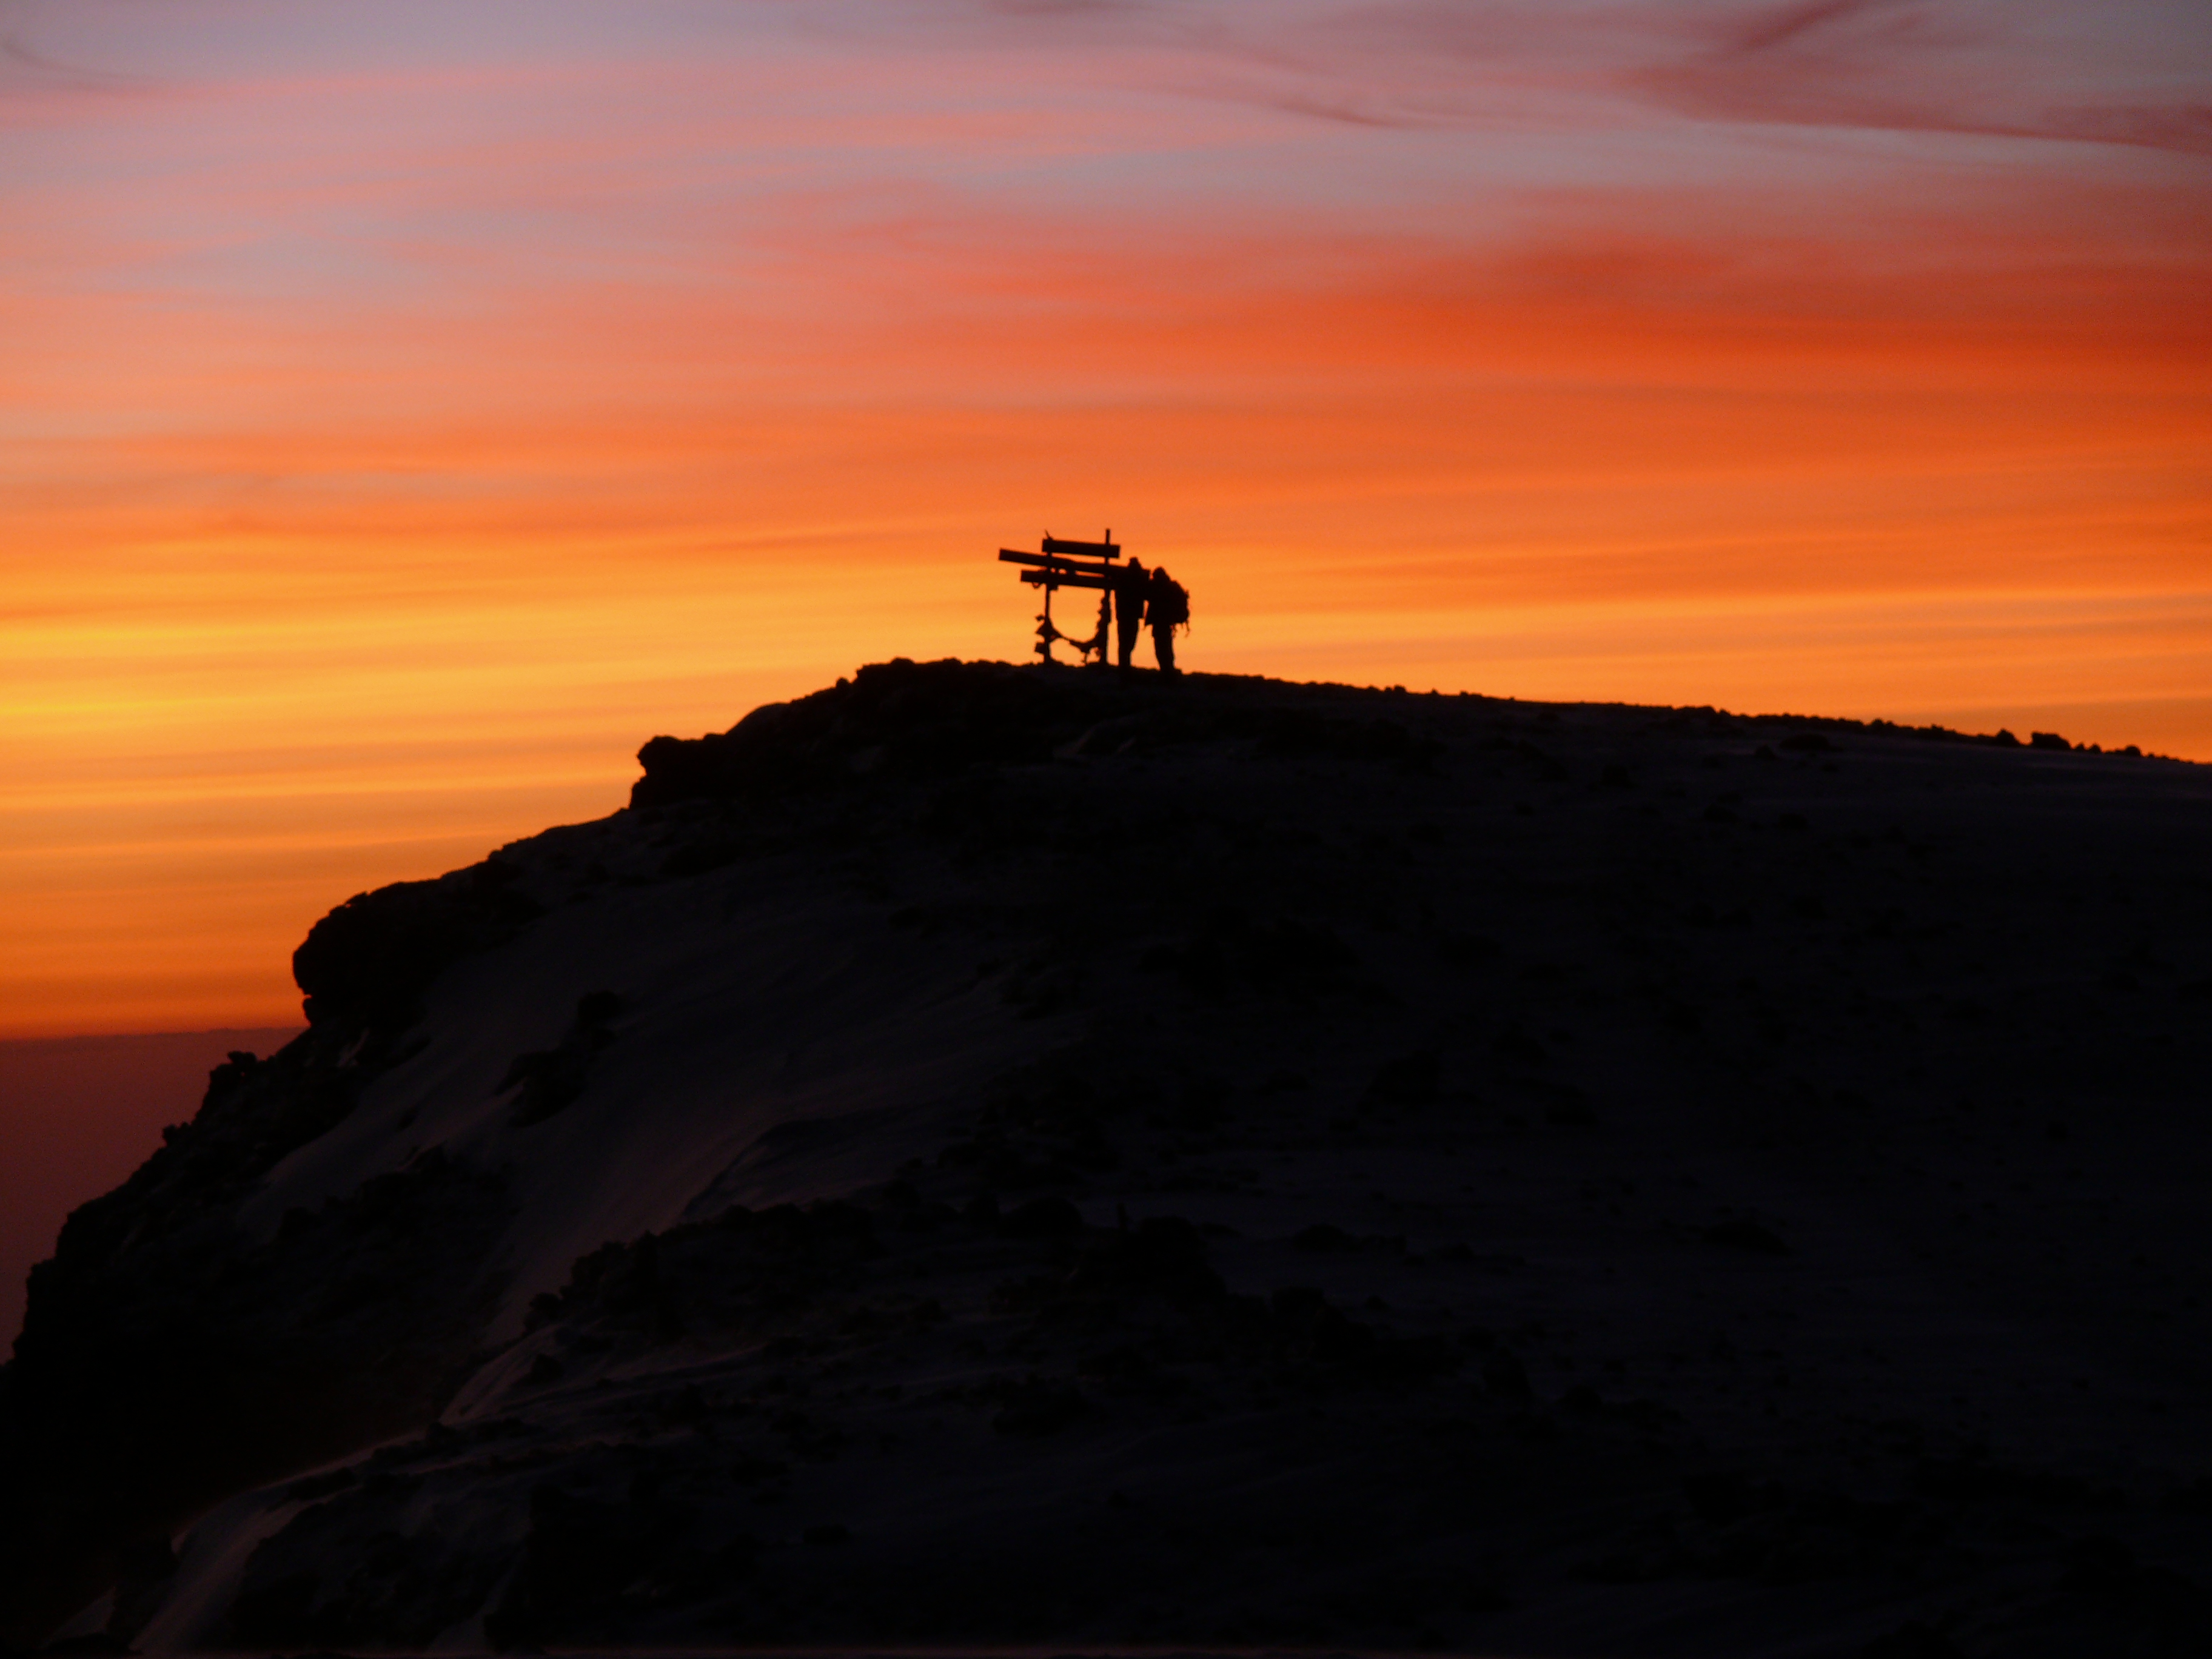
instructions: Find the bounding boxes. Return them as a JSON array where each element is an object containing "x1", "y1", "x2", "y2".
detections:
[{"x1": 996, "y1": 531, "x2": 1123, "y2": 663}]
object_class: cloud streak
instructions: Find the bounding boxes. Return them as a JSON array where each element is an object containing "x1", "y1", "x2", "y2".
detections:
[{"x1": 1632, "y1": 0, "x2": 2212, "y2": 154}]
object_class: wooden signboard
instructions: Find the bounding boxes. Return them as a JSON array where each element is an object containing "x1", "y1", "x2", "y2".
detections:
[{"x1": 996, "y1": 531, "x2": 1124, "y2": 660}]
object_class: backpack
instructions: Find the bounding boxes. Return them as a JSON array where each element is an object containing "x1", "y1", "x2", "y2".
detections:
[{"x1": 1153, "y1": 579, "x2": 1190, "y2": 629}]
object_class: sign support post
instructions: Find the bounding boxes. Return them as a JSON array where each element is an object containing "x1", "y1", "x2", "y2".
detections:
[{"x1": 996, "y1": 530, "x2": 1122, "y2": 663}]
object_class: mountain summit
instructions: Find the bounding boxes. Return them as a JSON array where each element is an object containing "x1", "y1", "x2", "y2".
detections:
[{"x1": 6, "y1": 659, "x2": 2210, "y2": 1657}]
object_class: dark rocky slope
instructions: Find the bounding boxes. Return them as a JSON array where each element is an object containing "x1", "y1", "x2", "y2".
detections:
[{"x1": 5, "y1": 658, "x2": 2210, "y2": 1657}]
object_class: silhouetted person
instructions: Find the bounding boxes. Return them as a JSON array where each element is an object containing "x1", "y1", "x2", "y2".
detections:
[
  {"x1": 1111, "y1": 557, "x2": 1148, "y2": 668},
  {"x1": 1147, "y1": 565, "x2": 1189, "y2": 675}
]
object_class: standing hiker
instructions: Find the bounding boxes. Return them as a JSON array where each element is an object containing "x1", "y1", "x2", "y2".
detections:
[
  {"x1": 1112, "y1": 557, "x2": 1150, "y2": 669},
  {"x1": 1147, "y1": 565, "x2": 1190, "y2": 675}
]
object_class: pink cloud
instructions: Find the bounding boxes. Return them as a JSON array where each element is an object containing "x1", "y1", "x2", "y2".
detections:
[{"x1": 1627, "y1": 0, "x2": 2212, "y2": 155}]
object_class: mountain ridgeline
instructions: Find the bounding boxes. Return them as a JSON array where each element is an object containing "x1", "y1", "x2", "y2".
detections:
[{"x1": 5, "y1": 658, "x2": 2211, "y2": 1658}]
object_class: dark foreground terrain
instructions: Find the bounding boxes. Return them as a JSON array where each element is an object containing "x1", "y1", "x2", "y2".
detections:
[{"x1": 4, "y1": 659, "x2": 2210, "y2": 1658}]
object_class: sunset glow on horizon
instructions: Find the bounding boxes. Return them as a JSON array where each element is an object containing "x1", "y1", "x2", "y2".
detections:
[{"x1": 5, "y1": 0, "x2": 2209, "y2": 1037}]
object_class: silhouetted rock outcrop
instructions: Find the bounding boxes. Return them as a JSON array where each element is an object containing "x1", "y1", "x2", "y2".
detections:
[
  {"x1": 630, "y1": 657, "x2": 1118, "y2": 808},
  {"x1": 293, "y1": 861, "x2": 544, "y2": 1028}
]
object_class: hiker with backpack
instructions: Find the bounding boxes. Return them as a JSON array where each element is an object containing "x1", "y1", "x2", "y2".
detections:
[{"x1": 1147, "y1": 566, "x2": 1190, "y2": 675}]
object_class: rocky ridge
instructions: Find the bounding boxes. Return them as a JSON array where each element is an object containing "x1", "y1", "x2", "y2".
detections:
[{"x1": 5, "y1": 657, "x2": 2211, "y2": 1658}]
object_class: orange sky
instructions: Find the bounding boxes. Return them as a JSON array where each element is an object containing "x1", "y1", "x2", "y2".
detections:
[{"x1": 4, "y1": 0, "x2": 2208, "y2": 1037}]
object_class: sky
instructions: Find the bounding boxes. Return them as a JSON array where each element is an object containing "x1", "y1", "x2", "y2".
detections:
[{"x1": 4, "y1": 0, "x2": 2209, "y2": 1038}]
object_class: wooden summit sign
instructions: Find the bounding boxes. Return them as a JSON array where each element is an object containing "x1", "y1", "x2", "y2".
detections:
[{"x1": 996, "y1": 530, "x2": 1124, "y2": 663}]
